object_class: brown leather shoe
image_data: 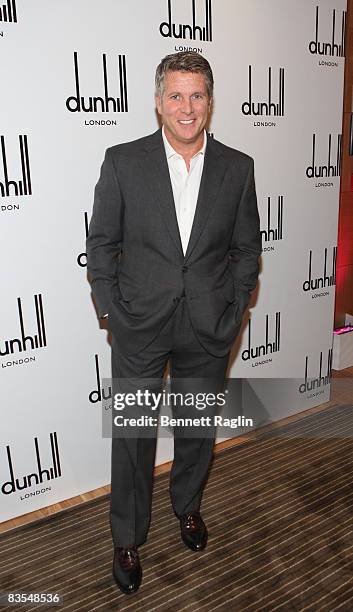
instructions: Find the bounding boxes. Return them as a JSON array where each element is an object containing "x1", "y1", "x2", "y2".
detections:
[
  {"x1": 112, "y1": 546, "x2": 142, "y2": 594},
  {"x1": 180, "y1": 512, "x2": 208, "y2": 552}
]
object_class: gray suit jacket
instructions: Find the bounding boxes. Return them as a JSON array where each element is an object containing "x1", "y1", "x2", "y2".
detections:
[{"x1": 86, "y1": 128, "x2": 261, "y2": 357}]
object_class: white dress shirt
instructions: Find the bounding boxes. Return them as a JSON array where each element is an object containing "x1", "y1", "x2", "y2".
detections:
[{"x1": 162, "y1": 126, "x2": 206, "y2": 255}]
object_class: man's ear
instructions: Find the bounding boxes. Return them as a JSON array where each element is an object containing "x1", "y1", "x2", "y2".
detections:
[{"x1": 155, "y1": 95, "x2": 162, "y2": 115}]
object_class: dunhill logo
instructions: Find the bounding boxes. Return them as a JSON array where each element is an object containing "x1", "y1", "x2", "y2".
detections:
[
  {"x1": 309, "y1": 6, "x2": 346, "y2": 58},
  {"x1": 306, "y1": 134, "x2": 341, "y2": 178},
  {"x1": 242, "y1": 312, "x2": 281, "y2": 361},
  {"x1": 303, "y1": 247, "x2": 337, "y2": 292},
  {"x1": 77, "y1": 212, "x2": 89, "y2": 267},
  {"x1": 0, "y1": 0, "x2": 17, "y2": 22},
  {"x1": 0, "y1": 294, "x2": 47, "y2": 357},
  {"x1": 1, "y1": 433, "x2": 61, "y2": 495},
  {"x1": 299, "y1": 349, "x2": 332, "y2": 394},
  {"x1": 89, "y1": 354, "x2": 112, "y2": 404},
  {"x1": 242, "y1": 66, "x2": 285, "y2": 117},
  {"x1": 260, "y1": 196, "x2": 283, "y2": 243},
  {"x1": 0, "y1": 135, "x2": 31, "y2": 198},
  {"x1": 160, "y1": 0, "x2": 212, "y2": 41},
  {"x1": 66, "y1": 52, "x2": 128, "y2": 113}
]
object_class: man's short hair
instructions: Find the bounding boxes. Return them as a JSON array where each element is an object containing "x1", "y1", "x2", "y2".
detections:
[{"x1": 155, "y1": 51, "x2": 214, "y2": 98}]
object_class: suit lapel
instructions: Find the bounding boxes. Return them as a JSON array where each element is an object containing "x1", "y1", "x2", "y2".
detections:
[
  {"x1": 184, "y1": 139, "x2": 227, "y2": 262},
  {"x1": 139, "y1": 130, "x2": 184, "y2": 259},
  {"x1": 139, "y1": 130, "x2": 227, "y2": 263}
]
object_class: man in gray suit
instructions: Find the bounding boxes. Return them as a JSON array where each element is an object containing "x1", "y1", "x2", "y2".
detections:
[{"x1": 87, "y1": 51, "x2": 261, "y2": 594}]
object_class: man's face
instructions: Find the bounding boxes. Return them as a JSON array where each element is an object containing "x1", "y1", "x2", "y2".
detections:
[{"x1": 155, "y1": 70, "x2": 212, "y2": 148}]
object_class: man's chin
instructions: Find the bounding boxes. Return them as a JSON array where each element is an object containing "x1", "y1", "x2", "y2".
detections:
[{"x1": 173, "y1": 128, "x2": 204, "y2": 144}]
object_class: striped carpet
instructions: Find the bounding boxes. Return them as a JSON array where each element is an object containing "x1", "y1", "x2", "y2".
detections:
[{"x1": 1, "y1": 403, "x2": 353, "y2": 611}]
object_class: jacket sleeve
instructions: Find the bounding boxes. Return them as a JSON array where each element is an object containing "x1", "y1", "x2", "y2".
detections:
[
  {"x1": 86, "y1": 148, "x2": 124, "y2": 318},
  {"x1": 228, "y1": 157, "x2": 262, "y2": 317}
]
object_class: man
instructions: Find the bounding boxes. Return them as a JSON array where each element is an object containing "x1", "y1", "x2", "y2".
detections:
[{"x1": 86, "y1": 51, "x2": 261, "y2": 595}]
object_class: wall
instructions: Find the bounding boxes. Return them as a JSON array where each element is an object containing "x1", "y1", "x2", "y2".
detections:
[
  {"x1": 335, "y1": 0, "x2": 353, "y2": 326},
  {"x1": 0, "y1": 0, "x2": 346, "y2": 522}
]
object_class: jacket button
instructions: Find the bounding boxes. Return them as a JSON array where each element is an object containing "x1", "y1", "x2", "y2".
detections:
[{"x1": 182, "y1": 266, "x2": 188, "y2": 273}]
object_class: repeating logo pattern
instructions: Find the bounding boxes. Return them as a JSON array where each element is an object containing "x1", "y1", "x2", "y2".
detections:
[
  {"x1": 303, "y1": 247, "x2": 337, "y2": 294},
  {"x1": 66, "y1": 52, "x2": 128, "y2": 113},
  {"x1": 306, "y1": 134, "x2": 342, "y2": 180},
  {"x1": 0, "y1": 1, "x2": 346, "y2": 519},
  {"x1": 0, "y1": 0, "x2": 17, "y2": 23},
  {"x1": 160, "y1": 0, "x2": 212, "y2": 41},
  {"x1": 260, "y1": 196, "x2": 284, "y2": 249},
  {"x1": 1, "y1": 433, "x2": 62, "y2": 496},
  {"x1": 77, "y1": 212, "x2": 89, "y2": 268},
  {"x1": 242, "y1": 66, "x2": 285, "y2": 117},
  {"x1": 0, "y1": 135, "x2": 32, "y2": 198},
  {"x1": 1, "y1": 294, "x2": 47, "y2": 358},
  {"x1": 242, "y1": 312, "x2": 281, "y2": 363},
  {"x1": 299, "y1": 349, "x2": 332, "y2": 396},
  {"x1": 89, "y1": 354, "x2": 112, "y2": 405},
  {"x1": 309, "y1": 5, "x2": 346, "y2": 58}
]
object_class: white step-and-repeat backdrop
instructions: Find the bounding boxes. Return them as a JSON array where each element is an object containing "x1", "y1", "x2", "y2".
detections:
[{"x1": 0, "y1": 0, "x2": 346, "y2": 521}]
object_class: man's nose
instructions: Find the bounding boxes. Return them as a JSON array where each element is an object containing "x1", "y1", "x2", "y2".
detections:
[{"x1": 181, "y1": 98, "x2": 193, "y2": 114}]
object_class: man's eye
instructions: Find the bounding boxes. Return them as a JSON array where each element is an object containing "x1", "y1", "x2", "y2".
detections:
[
  {"x1": 170, "y1": 95, "x2": 180, "y2": 100},
  {"x1": 192, "y1": 94, "x2": 202, "y2": 100}
]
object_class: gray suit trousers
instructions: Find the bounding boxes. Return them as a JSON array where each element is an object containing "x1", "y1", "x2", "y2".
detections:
[{"x1": 110, "y1": 296, "x2": 230, "y2": 547}]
